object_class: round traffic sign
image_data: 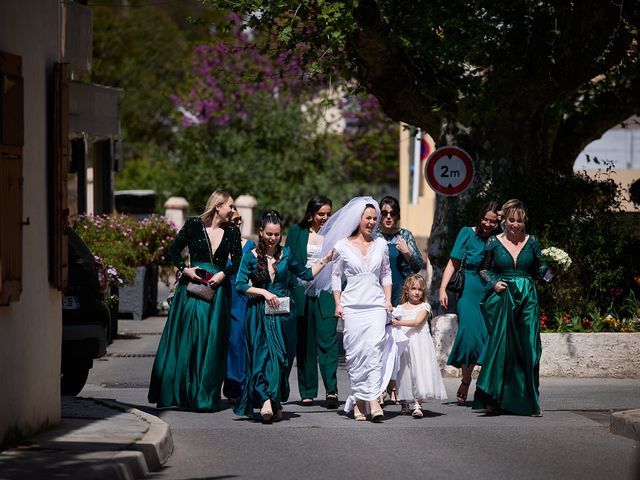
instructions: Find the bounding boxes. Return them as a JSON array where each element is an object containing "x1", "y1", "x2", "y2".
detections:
[{"x1": 424, "y1": 146, "x2": 474, "y2": 196}]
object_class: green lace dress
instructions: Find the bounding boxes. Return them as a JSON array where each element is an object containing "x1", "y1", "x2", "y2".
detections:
[
  {"x1": 233, "y1": 246, "x2": 314, "y2": 418},
  {"x1": 148, "y1": 217, "x2": 242, "y2": 411},
  {"x1": 473, "y1": 235, "x2": 548, "y2": 416}
]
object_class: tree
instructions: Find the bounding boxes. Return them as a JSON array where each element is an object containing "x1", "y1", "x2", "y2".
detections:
[
  {"x1": 201, "y1": 1, "x2": 640, "y2": 308},
  {"x1": 166, "y1": 18, "x2": 397, "y2": 222}
]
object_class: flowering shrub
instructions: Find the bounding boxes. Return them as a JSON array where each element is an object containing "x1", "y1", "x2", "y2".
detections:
[
  {"x1": 71, "y1": 213, "x2": 178, "y2": 289},
  {"x1": 540, "y1": 291, "x2": 640, "y2": 333}
]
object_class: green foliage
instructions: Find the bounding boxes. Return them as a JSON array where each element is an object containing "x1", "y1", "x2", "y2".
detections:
[
  {"x1": 170, "y1": 92, "x2": 365, "y2": 223},
  {"x1": 71, "y1": 214, "x2": 177, "y2": 289}
]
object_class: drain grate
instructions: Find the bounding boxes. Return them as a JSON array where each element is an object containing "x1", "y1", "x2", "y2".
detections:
[
  {"x1": 100, "y1": 382, "x2": 150, "y2": 388},
  {"x1": 106, "y1": 352, "x2": 156, "y2": 358}
]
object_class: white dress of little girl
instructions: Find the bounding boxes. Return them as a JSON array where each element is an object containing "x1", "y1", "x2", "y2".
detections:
[{"x1": 392, "y1": 302, "x2": 448, "y2": 402}]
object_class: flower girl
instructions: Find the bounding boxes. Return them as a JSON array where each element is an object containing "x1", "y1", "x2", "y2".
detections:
[{"x1": 391, "y1": 274, "x2": 447, "y2": 417}]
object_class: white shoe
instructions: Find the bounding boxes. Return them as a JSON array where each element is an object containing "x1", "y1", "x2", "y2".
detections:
[{"x1": 412, "y1": 407, "x2": 423, "y2": 418}]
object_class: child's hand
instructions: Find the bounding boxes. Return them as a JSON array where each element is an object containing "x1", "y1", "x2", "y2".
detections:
[{"x1": 391, "y1": 319, "x2": 402, "y2": 327}]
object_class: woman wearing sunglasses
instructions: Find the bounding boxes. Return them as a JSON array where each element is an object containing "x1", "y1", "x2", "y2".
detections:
[{"x1": 375, "y1": 196, "x2": 426, "y2": 307}]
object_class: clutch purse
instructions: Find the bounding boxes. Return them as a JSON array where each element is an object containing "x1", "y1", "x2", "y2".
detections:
[
  {"x1": 265, "y1": 296, "x2": 290, "y2": 315},
  {"x1": 186, "y1": 269, "x2": 216, "y2": 302}
]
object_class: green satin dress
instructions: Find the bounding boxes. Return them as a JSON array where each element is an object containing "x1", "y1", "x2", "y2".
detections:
[
  {"x1": 473, "y1": 235, "x2": 547, "y2": 416},
  {"x1": 233, "y1": 246, "x2": 314, "y2": 418},
  {"x1": 148, "y1": 217, "x2": 242, "y2": 411}
]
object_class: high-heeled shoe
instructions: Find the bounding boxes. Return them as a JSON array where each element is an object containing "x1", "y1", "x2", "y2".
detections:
[
  {"x1": 353, "y1": 401, "x2": 366, "y2": 421},
  {"x1": 369, "y1": 399, "x2": 384, "y2": 423},
  {"x1": 272, "y1": 409, "x2": 283, "y2": 422},
  {"x1": 260, "y1": 400, "x2": 273, "y2": 423},
  {"x1": 456, "y1": 380, "x2": 471, "y2": 405}
]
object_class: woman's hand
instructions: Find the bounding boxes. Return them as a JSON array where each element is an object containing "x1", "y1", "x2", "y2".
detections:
[
  {"x1": 322, "y1": 249, "x2": 334, "y2": 265},
  {"x1": 385, "y1": 299, "x2": 393, "y2": 313},
  {"x1": 493, "y1": 281, "x2": 507, "y2": 293},
  {"x1": 182, "y1": 267, "x2": 205, "y2": 283},
  {"x1": 335, "y1": 304, "x2": 344, "y2": 319},
  {"x1": 439, "y1": 288, "x2": 448, "y2": 309},
  {"x1": 208, "y1": 271, "x2": 225, "y2": 287},
  {"x1": 396, "y1": 238, "x2": 410, "y2": 255},
  {"x1": 263, "y1": 292, "x2": 280, "y2": 308}
]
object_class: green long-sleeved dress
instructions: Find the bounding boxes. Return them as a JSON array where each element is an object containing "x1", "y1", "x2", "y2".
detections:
[
  {"x1": 473, "y1": 234, "x2": 547, "y2": 416},
  {"x1": 148, "y1": 217, "x2": 242, "y2": 411},
  {"x1": 233, "y1": 246, "x2": 314, "y2": 418}
]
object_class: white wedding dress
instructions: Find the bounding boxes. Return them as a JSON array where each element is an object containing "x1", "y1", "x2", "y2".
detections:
[
  {"x1": 331, "y1": 237, "x2": 397, "y2": 413},
  {"x1": 392, "y1": 303, "x2": 448, "y2": 402}
]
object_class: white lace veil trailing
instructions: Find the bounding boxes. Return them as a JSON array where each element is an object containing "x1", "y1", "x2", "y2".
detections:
[{"x1": 310, "y1": 196, "x2": 381, "y2": 294}]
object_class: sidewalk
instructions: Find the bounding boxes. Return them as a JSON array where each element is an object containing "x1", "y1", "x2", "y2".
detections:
[{"x1": 0, "y1": 396, "x2": 173, "y2": 480}]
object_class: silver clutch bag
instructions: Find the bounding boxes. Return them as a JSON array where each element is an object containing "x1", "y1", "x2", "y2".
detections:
[{"x1": 265, "y1": 296, "x2": 290, "y2": 315}]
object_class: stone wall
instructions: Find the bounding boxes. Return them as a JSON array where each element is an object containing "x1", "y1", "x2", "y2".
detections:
[{"x1": 431, "y1": 315, "x2": 640, "y2": 378}]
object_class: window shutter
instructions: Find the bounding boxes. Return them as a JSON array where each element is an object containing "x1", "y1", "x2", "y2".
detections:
[
  {"x1": 0, "y1": 51, "x2": 24, "y2": 305},
  {"x1": 51, "y1": 63, "x2": 69, "y2": 290}
]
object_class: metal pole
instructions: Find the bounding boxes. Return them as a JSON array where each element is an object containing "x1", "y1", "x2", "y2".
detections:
[{"x1": 412, "y1": 128, "x2": 421, "y2": 204}]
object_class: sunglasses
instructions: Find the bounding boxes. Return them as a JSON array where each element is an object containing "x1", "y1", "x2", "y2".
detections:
[{"x1": 381, "y1": 210, "x2": 396, "y2": 218}]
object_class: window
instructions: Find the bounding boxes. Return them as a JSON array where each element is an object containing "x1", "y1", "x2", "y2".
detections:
[{"x1": 0, "y1": 50, "x2": 24, "y2": 305}]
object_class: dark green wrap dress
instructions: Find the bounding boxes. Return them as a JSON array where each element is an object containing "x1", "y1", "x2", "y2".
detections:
[
  {"x1": 233, "y1": 246, "x2": 314, "y2": 418},
  {"x1": 473, "y1": 235, "x2": 548, "y2": 416},
  {"x1": 148, "y1": 217, "x2": 242, "y2": 410}
]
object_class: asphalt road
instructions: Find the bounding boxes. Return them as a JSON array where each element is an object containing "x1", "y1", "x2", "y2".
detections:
[{"x1": 81, "y1": 317, "x2": 640, "y2": 480}]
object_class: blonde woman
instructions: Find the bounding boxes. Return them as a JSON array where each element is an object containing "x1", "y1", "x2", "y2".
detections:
[
  {"x1": 473, "y1": 199, "x2": 548, "y2": 416},
  {"x1": 149, "y1": 190, "x2": 242, "y2": 411}
]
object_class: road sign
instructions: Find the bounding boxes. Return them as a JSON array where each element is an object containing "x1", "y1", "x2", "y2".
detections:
[{"x1": 424, "y1": 146, "x2": 474, "y2": 196}]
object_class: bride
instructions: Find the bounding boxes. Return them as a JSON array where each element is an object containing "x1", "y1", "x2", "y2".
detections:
[{"x1": 312, "y1": 196, "x2": 396, "y2": 422}]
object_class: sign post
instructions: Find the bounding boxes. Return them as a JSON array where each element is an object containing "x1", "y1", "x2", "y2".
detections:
[{"x1": 424, "y1": 146, "x2": 474, "y2": 196}]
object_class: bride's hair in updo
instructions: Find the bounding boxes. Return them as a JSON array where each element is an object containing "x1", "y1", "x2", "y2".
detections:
[{"x1": 255, "y1": 210, "x2": 283, "y2": 284}]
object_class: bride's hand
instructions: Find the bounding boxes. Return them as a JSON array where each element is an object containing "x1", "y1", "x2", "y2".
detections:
[
  {"x1": 385, "y1": 300, "x2": 393, "y2": 313},
  {"x1": 335, "y1": 305, "x2": 344, "y2": 319}
]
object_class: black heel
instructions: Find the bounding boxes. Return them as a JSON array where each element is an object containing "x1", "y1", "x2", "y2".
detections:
[{"x1": 456, "y1": 380, "x2": 471, "y2": 405}]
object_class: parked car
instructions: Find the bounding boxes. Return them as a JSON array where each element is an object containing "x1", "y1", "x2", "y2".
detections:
[{"x1": 60, "y1": 228, "x2": 112, "y2": 396}]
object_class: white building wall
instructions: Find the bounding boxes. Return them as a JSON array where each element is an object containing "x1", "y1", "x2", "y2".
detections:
[{"x1": 0, "y1": 0, "x2": 62, "y2": 445}]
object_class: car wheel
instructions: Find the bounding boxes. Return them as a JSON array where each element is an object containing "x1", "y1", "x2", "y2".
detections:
[{"x1": 60, "y1": 369, "x2": 89, "y2": 396}]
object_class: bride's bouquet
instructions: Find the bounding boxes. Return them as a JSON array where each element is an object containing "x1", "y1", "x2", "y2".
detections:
[{"x1": 541, "y1": 246, "x2": 572, "y2": 281}]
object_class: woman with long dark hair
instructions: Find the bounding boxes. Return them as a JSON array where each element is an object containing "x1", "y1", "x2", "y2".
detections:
[
  {"x1": 149, "y1": 190, "x2": 242, "y2": 411},
  {"x1": 285, "y1": 195, "x2": 339, "y2": 408},
  {"x1": 233, "y1": 210, "x2": 333, "y2": 422},
  {"x1": 438, "y1": 200, "x2": 501, "y2": 405}
]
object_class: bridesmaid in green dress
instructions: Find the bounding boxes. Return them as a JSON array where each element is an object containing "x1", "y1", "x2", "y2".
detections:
[
  {"x1": 233, "y1": 210, "x2": 333, "y2": 423},
  {"x1": 148, "y1": 190, "x2": 242, "y2": 411},
  {"x1": 439, "y1": 201, "x2": 501, "y2": 405},
  {"x1": 473, "y1": 199, "x2": 548, "y2": 416}
]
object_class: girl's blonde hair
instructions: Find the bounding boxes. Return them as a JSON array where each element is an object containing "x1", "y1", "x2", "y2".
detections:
[
  {"x1": 200, "y1": 190, "x2": 231, "y2": 224},
  {"x1": 400, "y1": 273, "x2": 427, "y2": 304}
]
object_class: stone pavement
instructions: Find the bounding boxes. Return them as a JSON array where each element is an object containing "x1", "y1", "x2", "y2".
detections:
[{"x1": 0, "y1": 396, "x2": 173, "y2": 480}]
